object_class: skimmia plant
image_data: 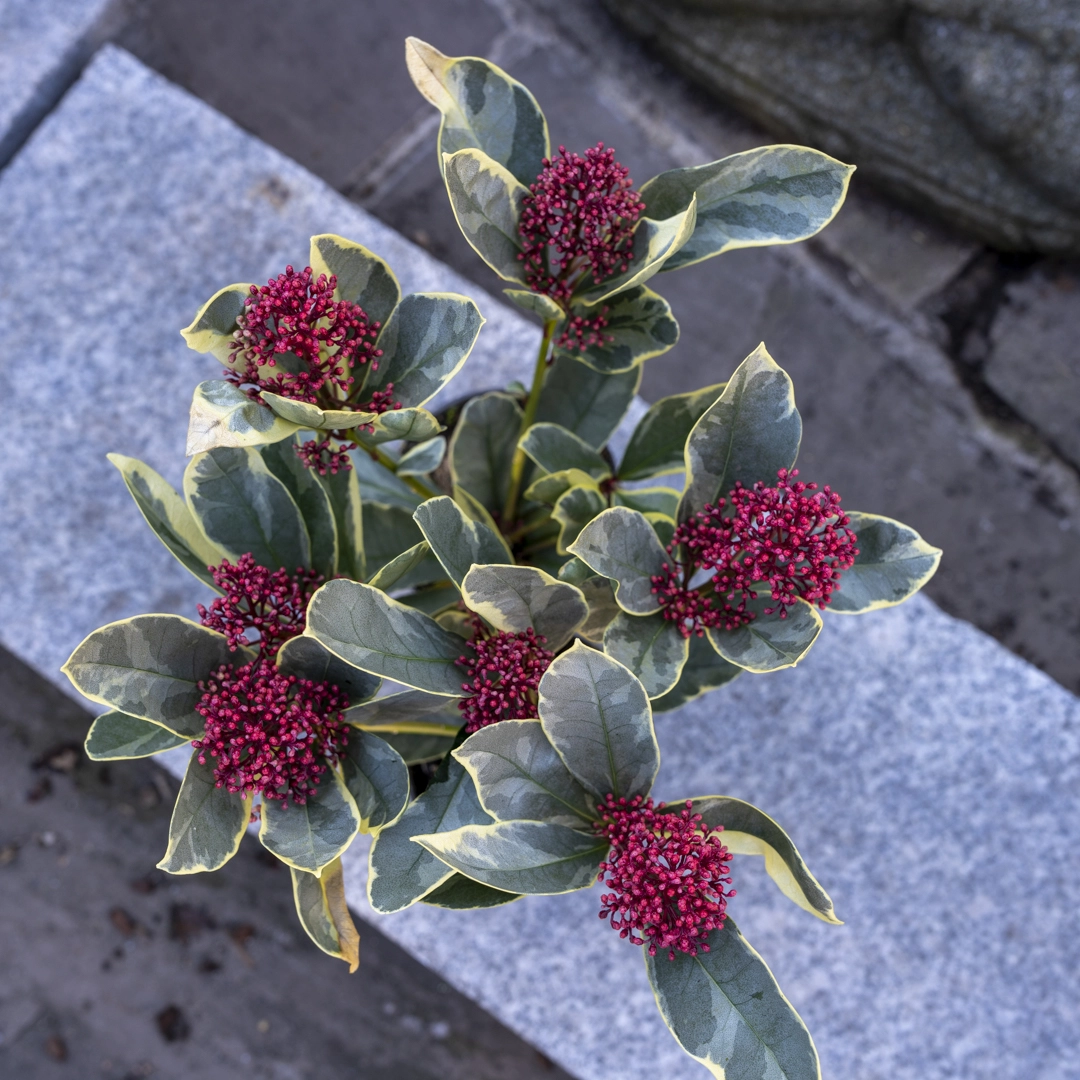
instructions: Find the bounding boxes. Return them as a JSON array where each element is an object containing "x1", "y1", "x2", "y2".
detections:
[{"x1": 63, "y1": 37, "x2": 943, "y2": 1080}]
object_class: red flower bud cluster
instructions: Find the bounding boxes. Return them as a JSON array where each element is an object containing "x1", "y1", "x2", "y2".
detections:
[
  {"x1": 193, "y1": 659, "x2": 350, "y2": 805},
  {"x1": 198, "y1": 554, "x2": 323, "y2": 656},
  {"x1": 595, "y1": 795, "x2": 734, "y2": 960},
  {"x1": 295, "y1": 437, "x2": 356, "y2": 476},
  {"x1": 455, "y1": 618, "x2": 554, "y2": 733},
  {"x1": 228, "y1": 265, "x2": 381, "y2": 403},
  {"x1": 653, "y1": 469, "x2": 858, "y2": 638}
]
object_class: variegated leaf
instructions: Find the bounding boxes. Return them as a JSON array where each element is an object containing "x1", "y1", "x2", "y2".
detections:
[
  {"x1": 85, "y1": 711, "x2": 190, "y2": 760},
  {"x1": 707, "y1": 597, "x2": 822, "y2": 673},
  {"x1": 275, "y1": 634, "x2": 381, "y2": 703},
  {"x1": 558, "y1": 287, "x2": 678, "y2": 373},
  {"x1": 520, "y1": 422, "x2": 611, "y2": 480},
  {"x1": 535, "y1": 351, "x2": 641, "y2": 450},
  {"x1": 259, "y1": 770, "x2": 361, "y2": 873},
  {"x1": 291, "y1": 858, "x2": 361, "y2": 971},
  {"x1": 603, "y1": 610, "x2": 688, "y2": 699},
  {"x1": 186, "y1": 380, "x2": 300, "y2": 456},
  {"x1": 652, "y1": 632, "x2": 741, "y2": 713},
  {"x1": 449, "y1": 392, "x2": 522, "y2": 514},
  {"x1": 414, "y1": 496, "x2": 512, "y2": 586},
  {"x1": 341, "y1": 730, "x2": 410, "y2": 832},
  {"x1": 618, "y1": 382, "x2": 726, "y2": 481},
  {"x1": 180, "y1": 282, "x2": 250, "y2": 364},
  {"x1": 309, "y1": 233, "x2": 401, "y2": 326}
]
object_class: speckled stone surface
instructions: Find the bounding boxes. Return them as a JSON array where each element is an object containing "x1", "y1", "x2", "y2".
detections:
[
  {"x1": 1, "y1": 45, "x2": 1077, "y2": 1080},
  {"x1": 0, "y1": 0, "x2": 120, "y2": 164}
]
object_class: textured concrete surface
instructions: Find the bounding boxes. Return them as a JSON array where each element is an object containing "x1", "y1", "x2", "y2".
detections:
[
  {"x1": 114, "y1": 0, "x2": 1080, "y2": 694},
  {"x1": 0, "y1": 0, "x2": 126, "y2": 166}
]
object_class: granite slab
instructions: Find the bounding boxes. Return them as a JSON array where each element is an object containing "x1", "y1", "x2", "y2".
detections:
[
  {"x1": 0, "y1": 0, "x2": 123, "y2": 166},
  {"x1": 1, "y1": 45, "x2": 1077, "y2": 1080}
]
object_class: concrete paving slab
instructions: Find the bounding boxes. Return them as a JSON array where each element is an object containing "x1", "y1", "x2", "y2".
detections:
[{"x1": 1, "y1": 42, "x2": 1077, "y2": 1080}]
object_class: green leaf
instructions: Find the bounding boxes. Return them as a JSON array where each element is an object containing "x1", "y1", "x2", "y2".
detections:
[
  {"x1": 524, "y1": 469, "x2": 599, "y2": 507},
  {"x1": 646, "y1": 918, "x2": 821, "y2": 1080},
  {"x1": 603, "y1": 610, "x2": 688, "y2": 699},
  {"x1": 454, "y1": 719, "x2": 595, "y2": 827},
  {"x1": 352, "y1": 450, "x2": 422, "y2": 511},
  {"x1": 406, "y1": 38, "x2": 549, "y2": 187},
  {"x1": 341, "y1": 730, "x2": 410, "y2": 832},
  {"x1": 652, "y1": 632, "x2": 741, "y2": 713},
  {"x1": 186, "y1": 380, "x2": 300, "y2": 456},
  {"x1": 578, "y1": 576, "x2": 621, "y2": 643},
  {"x1": 259, "y1": 770, "x2": 361, "y2": 873},
  {"x1": 557, "y1": 556, "x2": 594, "y2": 584},
  {"x1": 568, "y1": 506, "x2": 671, "y2": 615},
  {"x1": 255, "y1": 392, "x2": 383, "y2": 432},
  {"x1": 291, "y1": 858, "x2": 361, "y2": 971},
  {"x1": 682, "y1": 797, "x2": 839, "y2": 924},
  {"x1": 502, "y1": 288, "x2": 562, "y2": 321},
  {"x1": 830, "y1": 512, "x2": 942, "y2": 614},
  {"x1": 415, "y1": 820, "x2": 605, "y2": 895},
  {"x1": 414, "y1": 496, "x2": 512, "y2": 586},
  {"x1": 107, "y1": 453, "x2": 223, "y2": 589},
  {"x1": 184, "y1": 446, "x2": 310, "y2": 572},
  {"x1": 420, "y1": 874, "x2": 520, "y2": 909},
  {"x1": 275, "y1": 634, "x2": 380, "y2": 703},
  {"x1": 363, "y1": 292, "x2": 484, "y2": 408},
  {"x1": 707, "y1": 598, "x2": 822, "y2": 673},
  {"x1": 536, "y1": 352, "x2": 641, "y2": 450},
  {"x1": 398, "y1": 582, "x2": 462, "y2": 616},
  {"x1": 538, "y1": 640, "x2": 658, "y2": 800},
  {"x1": 316, "y1": 463, "x2": 365, "y2": 580},
  {"x1": 85, "y1": 711, "x2": 189, "y2": 760},
  {"x1": 367, "y1": 541, "x2": 442, "y2": 592},
  {"x1": 305, "y1": 579, "x2": 468, "y2": 695},
  {"x1": 552, "y1": 485, "x2": 608, "y2": 555},
  {"x1": 257, "y1": 437, "x2": 338, "y2": 578},
  {"x1": 368, "y1": 753, "x2": 490, "y2": 912},
  {"x1": 158, "y1": 753, "x2": 250, "y2": 874},
  {"x1": 309, "y1": 233, "x2": 400, "y2": 326},
  {"x1": 612, "y1": 485, "x2": 680, "y2": 518},
  {"x1": 519, "y1": 423, "x2": 611, "y2": 480},
  {"x1": 680, "y1": 343, "x2": 801, "y2": 522},
  {"x1": 461, "y1": 564, "x2": 587, "y2": 651},
  {"x1": 180, "y1": 282, "x2": 249, "y2": 364},
  {"x1": 618, "y1": 383, "x2": 726, "y2": 481},
  {"x1": 362, "y1": 502, "x2": 424, "y2": 579},
  {"x1": 442, "y1": 148, "x2": 528, "y2": 283},
  {"x1": 344, "y1": 689, "x2": 462, "y2": 765},
  {"x1": 558, "y1": 287, "x2": 678, "y2": 374},
  {"x1": 354, "y1": 407, "x2": 444, "y2": 447},
  {"x1": 642, "y1": 144, "x2": 854, "y2": 271},
  {"x1": 62, "y1": 615, "x2": 238, "y2": 736},
  {"x1": 449, "y1": 392, "x2": 522, "y2": 514},
  {"x1": 579, "y1": 197, "x2": 697, "y2": 306},
  {"x1": 397, "y1": 436, "x2": 447, "y2": 477}
]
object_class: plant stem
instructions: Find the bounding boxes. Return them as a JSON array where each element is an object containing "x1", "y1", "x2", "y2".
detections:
[
  {"x1": 502, "y1": 318, "x2": 557, "y2": 524},
  {"x1": 373, "y1": 446, "x2": 438, "y2": 499}
]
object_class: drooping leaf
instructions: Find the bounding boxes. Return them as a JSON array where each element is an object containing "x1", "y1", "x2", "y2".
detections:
[
  {"x1": 257, "y1": 437, "x2": 338, "y2": 578},
  {"x1": 443, "y1": 148, "x2": 528, "y2": 283},
  {"x1": 107, "y1": 453, "x2": 223, "y2": 589},
  {"x1": 680, "y1": 344, "x2": 801, "y2": 522},
  {"x1": 829, "y1": 512, "x2": 942, "y2": 614},
  {"x1": 186, "y1": 380, "x2": 300, "y2": 456},
  {"x1": 363, "y1": 292, "x2": 484, "y2": 408},
  {"x1": 275, "y1": 635, "x2": 381, "y2": 703},
  {"x1": 682, "y1": 797, "x2": 839, "y2": 924},
  {"x1": 415, "y1": 820, "x2": 605, "y2": 895},
  {"x1": 180, "y1": 282, "x2": 249, "y2": 365},
  {"x1": 538, "y1": 641, "x2": 658, "y2": 800},
  {"x1": 603, "y1": 610, "x2": 688, "y2": 699},
  {"x1": 524, "y1": 469, "x2": 599, "y2": 507},
  {"x1": 652, "y1": 632, "x2": 741, "y2": 713},
  {"x1": 612, "y1": 486, "x2": 680, "y2": 518},
  {"x1": 558, "y1": 287, "x2": 678, "y2": 374},
  {"x1": 362, "y1": 502, "x2": 424, "y2": 579},
  {"x1": 579, "y1": 197, "x2": 697, "y2": 306},
  {"x1": 353, "y1": 407, "x2": 444, "y2": 447},
  {"x1": 352, "y1": 450, "x2": 422, "y2": 511},
  {"x1": 344, "y1": 689, "x2": 462, "y2": 764},
  {"x1": 305, "y1": 580, "x2": 468, "y2": 695},
  {"x1": 85, "y1": 711, "x2": 189, "y2": 760},
  {"x1": 519, "y1": 423, "x2": 611, "y2": 480},
  {"x1": 309, "y1": 233, "x2": 400, "y2": 326},
  {"x1": 291, "y1": 858, "x2": 361, "y2": 971},
  {"x1": 707, "y1": 597, "x2": 822, "y2": 673},
  {"x1": 62, "y1": 615, "x2": 238, "y2": 736},
  {"x1": 552, "y1": 485, "x2": 608, "y2": 555},
  {"x1": 618, "y1": 382, "x2": 726, "y2": 481},
  {"x1": 368, "y1": 753, "x2": 490, "y2": 912},
  {"x1": 259, "y1": 770, "x2": 361, "y2": 873},
  {"x1": 642, "y1": 144, "x2": 854, "y2": 271},
  {"x1": 157, "y1": 754, "x2": 250, "y2": 874},
  {"x1": 257, "y1": 392, "x2": 387, "y2": 432},
  {"x1": 536, "y1": 352, "x2": 641, "y2": 450},
  {"x1": 454, "y1": 719, "x2": 595, "y2": 827},
  {"x1": 316, "y1": 462, "x2": 365, "y2": 580},
  {"x1": 646, "y1": 917, "x2": 821, "y2": 1080},
  {"x1": 420, "y1": 874, "x2": 520, "y2": 909},
  {"x1": 341, "y1": 730, "x2": 410, "y2": 832},
  {"x1": 184, "y1": 446, "x2": 310, "y2": 572},
  {"x1": 577, "y1": 576, "x2": 621, "y2": 643},
  {"x1": 367, "y1": 541, "x2": 442, "y2": 592},
  {"x1": 397, "y1": 436, "x2": 447, "y2": 477},
  {"x1": 568, "y1": 506, "x2": 671, "y2": 615},
  {"x1": 461, "y1": 564, "x2": 587, "y2": 651},
  {"x1": 414, "y1": 496, "x2": 512, "y2": 586},
  {"x1": 406, "y1": 38, "x2": 549, "y2": 187},
  {"x1": 449, "y1": 392, "x2": 522, "y2": 514}
]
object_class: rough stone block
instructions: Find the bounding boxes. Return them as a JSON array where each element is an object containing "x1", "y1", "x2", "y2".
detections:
[{"x1": 1, "y1": 45, "x2": 1077, "y2": 1080}]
